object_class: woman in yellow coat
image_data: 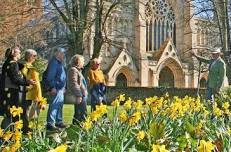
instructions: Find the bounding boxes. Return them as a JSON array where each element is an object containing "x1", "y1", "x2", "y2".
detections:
[
  {"x1": 22, "y1": 49, "x2": 46, "y2": 133},
  {"x1": 88, "y1": 58, "x2": 107, "y2": 111}
]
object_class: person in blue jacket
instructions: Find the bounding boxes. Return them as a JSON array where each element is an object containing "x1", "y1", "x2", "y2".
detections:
[{"x1": 46, "y1": 47, "x2": 67, "y2": 131}]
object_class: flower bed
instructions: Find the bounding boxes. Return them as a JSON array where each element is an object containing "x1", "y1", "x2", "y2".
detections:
[{"x1": 0, "y1": 93, "x2": 230, "y2": 152}]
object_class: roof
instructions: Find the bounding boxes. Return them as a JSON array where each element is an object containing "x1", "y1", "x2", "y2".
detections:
[{"x1": 151, "y1": 38, "x2": 171, "y2": 60}]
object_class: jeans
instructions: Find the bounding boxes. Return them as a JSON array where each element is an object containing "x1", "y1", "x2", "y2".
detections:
[
  {"x1": 46, "y1": 89, "x2": 64, "y2": 126},
  {"x1": 73, "y1": 97, "x2": 87, "y2": 125},
  {"x1": 206, "y1": 87, "x2": 215, "y2": 103}
]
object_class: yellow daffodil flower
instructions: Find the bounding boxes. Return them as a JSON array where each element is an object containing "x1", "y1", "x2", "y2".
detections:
[
  {"x1": 119, "y1": 111, "x2": 128, "y2": 123},
  {"x1": 197, "y1": 140, "x2": 214, "y2": 152},
  {"x1": 15, "y1": 120, "x2": 23, "y2": 130},
  {"x1": 136, "y1": 130, "x2": 145, "y2": 141},
  {"x1": 111, "y1": 99, "x2": 120, "y2": 107},
  {"x1": 13, "y1": 130, "x2": 22, "y2": 142},
  {"x1": 49, "y1": 144, "x2": 68, "y2": 152},
  {"x1": 10, "y1": 106, "x2": 23, "y2": 117},
  {"x1": 118, "y1": 94, "x2": 126, "y2": 102},
  {"x1": 152, "y1": 144, "x2": 169, "y2": 152},
  {"x1": 0, "y1": 128, "x2": 4, "y2": 137},
  {"x1": 3, "y1": 131, "x2": 13, "y2": 141},
  {"x1": 124, "y1": 98, "x2": 132, "y2": 110},
  {"x1": 222, "y1": 102, "x2": 230, "y2": 110},
  {"x1": 134, "y1": 100, "x2": 143, "y2": 110},
  {"x1": 129, "y1": 111, "x2": 141, "y2": 125},
  {"x1": 27, "y1": 132, "x2": 32, "y2": 139},
  {"x1": 82, "y1": 118, "x2": 92, "y2": 131}
]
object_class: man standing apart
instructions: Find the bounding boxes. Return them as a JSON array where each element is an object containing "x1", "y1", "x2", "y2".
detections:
[
  {"x1": 46, "y1": 47, "x2": 67, "y2": 131},
  {"x1": 192, "y1": 48, "x2": 226, "y2": 103}
]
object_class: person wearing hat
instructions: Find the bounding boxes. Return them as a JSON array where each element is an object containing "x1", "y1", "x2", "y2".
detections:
[
  {"x1": 45, "y1": 47, "x2": 67, "y2": 131},
  {"x1": 192, "y1": 48, "x2": 226, "y2": 103}
]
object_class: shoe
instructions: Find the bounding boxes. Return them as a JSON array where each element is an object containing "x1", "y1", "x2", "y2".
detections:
[
  {"x1": 46, "y1": 125, "x2": 60, "y2": 132},
  {"x1": 55, "y1": 123, "x2": 67, "y2": 129}
]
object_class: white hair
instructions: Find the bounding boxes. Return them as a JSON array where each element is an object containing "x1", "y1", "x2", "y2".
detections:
[
  {"x1": 70, "y1": 54, "x2": 84, "y2": 66},
  {"x1": 25, "y1": 49, "x2": 37, "y2": 61}
]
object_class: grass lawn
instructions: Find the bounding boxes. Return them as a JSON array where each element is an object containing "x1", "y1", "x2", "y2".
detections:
[
  {"x1": 0, "y1": 105, "x2": 75, "y2": 126},
  {"x1": 38, "y1": 104, "x2": 117, "y2": 124},
  {"x1": 0, "y1": 104, "x2": 117, "y2": 126},
  {"x1": 39, "y1": 104, "x2": 75, "y2": 125}
]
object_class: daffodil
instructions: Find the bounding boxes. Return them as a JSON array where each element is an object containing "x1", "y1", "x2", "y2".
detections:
[
  {"x1": 151, "y1": 107, "x2": 159, "y2": 115},
  {"x1": 3, "y1": 131, "x2": 13, "y2": 141},
  {"x1": 222, "y1": 102, "x2": 230, "y2": 109},
  {"x1": 82, "y1": 118, "x2": 92, "y2": 131},
  {"x1": 227, "y1": 127, "x2": 231, "y2": 135},
  {"x1": 28, "y1": 121, "x2": 37, "y2": 129},
  {"x1": 119, "y1": 111, "x2": 128, "y2": 123},
  {"x1": 124, "y1": 98, "x2": 132, "y2": 110},
  {"x1": 197, "y1": 140, "x2": 214, "y2": 152},
  {"x1": 2, "y1": 146, "x2": 10, "y2": 152},
  {"x1": 152, "y1": 144, "x2": 169, "y2": 152},
  {"x1": 12, "y1": 130, "x2": 22, "y2": 141},
  {"x1": 0, "y1": 128, "x2": 4, "y2": 137},
  {"x1": 10, "y1": 141, "x2": 21, "y2": 152},
  {"x1": 10, "y1": 106, "x2": 23, "y2": 117},
  {"x1": 90, "y1": 111, "x2": 101, "y2": 122},
  {"x1": 15, "y1": 120, "x2": 23, "y2": 130},
  {"x1": 136, "y1": 130, "x2": 145, "y2": 141},
  {"x1": 129, "y1": 111, "x2": 141, "y2": 125},
  {"x1": 134, "y1": 100, "x2": 143, "y2": 110},
  {"x1": 118, "y1": 94, "x2": 126, "y2": 102},
  {"x1": 27, "y1": 132, "x2": 32, "y2": 139},
  {"x1": 213, "y1": 107, "x2": 223, "y2": 117},
  {"x1": 49, "y1": 144, "x2": 68, "y2": 152},
  {"x1": 96, "y1": 104, "x2": 107, "y2": 116},
  {"x1": 39, "y1": 97, "x2": 47, "y2": 109},
  {"x1": 111, "y1": 99, "x2": 120, "y2": 107}
]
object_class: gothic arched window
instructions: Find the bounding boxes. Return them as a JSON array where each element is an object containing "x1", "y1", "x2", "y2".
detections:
[{"x1": 145, "y1": 0, "x2": 176, "y2": 52}]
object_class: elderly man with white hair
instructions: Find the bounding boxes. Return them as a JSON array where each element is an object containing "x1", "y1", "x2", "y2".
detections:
[
  {"x1": 45, "y1": 47, "x2": 67, "y2": 131},
  {"x1": 192, "y1": 48, "x2": 226, "y2": 103}
]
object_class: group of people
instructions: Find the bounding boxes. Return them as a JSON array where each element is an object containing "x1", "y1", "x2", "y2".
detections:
[
  {"x1": 0, "y1": 47, "x2": 107, "y2": 132},
  {"x1": 0, "y1": 46, "x2": 226, "y2": 133}
]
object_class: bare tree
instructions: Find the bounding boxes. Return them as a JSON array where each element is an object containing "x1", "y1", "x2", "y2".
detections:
[
  {"x1": 47, "y1": 0, "x2": 134, "y2": 61},
  {"x1": 0, "y1": 0, "x2": 50, "y2": 60}
]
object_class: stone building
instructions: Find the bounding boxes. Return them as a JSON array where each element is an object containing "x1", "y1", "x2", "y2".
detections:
[{"x1": 86, "y1": 0, "x2": 226, "y2": 88}]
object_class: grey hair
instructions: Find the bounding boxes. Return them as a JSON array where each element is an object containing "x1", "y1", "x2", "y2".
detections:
[
  {"x1": 70, "y1": 54, "x2": 84, "y2": 66},
  {"x1": 25, "y1": 49, "x2": 37, "y2": 61},
  {"x1": 56, "y1": 47, "x2": 65, "y2": 54}
]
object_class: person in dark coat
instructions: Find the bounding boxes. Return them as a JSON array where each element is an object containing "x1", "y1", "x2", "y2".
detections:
[{"x1": 1, "y1": 47, "x2": 35, "y2": 129}]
